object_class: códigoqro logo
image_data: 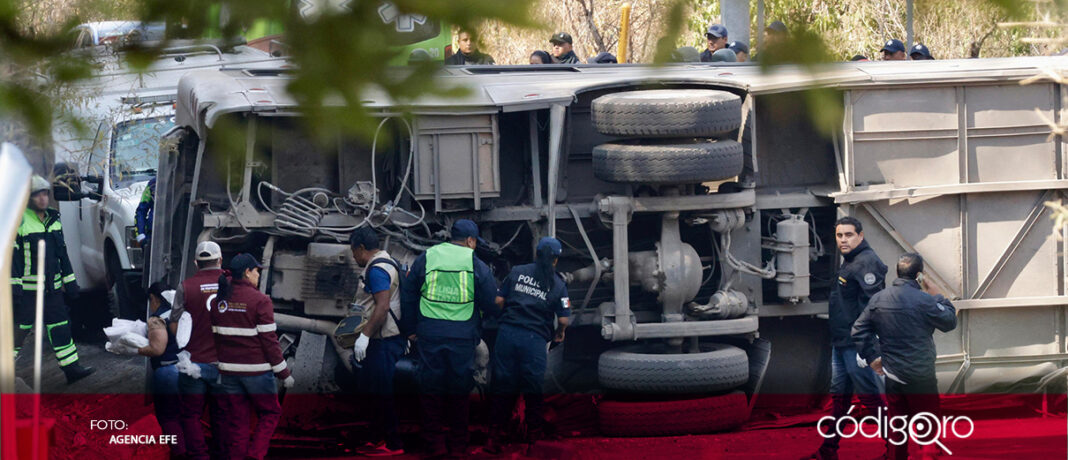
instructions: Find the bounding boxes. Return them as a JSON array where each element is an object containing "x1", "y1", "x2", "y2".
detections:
[{"x1": 817, "y1": 405, "x2": 974, "y2": 455}]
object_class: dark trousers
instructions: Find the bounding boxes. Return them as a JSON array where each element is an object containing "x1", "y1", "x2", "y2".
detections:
[
  {"x1": 218, "y1": 372, "x2": 282, "y2": 460},
  {"x1": 153, "y1": 364, "x2": 186, "y2": 457},
  {"x1": 886, "y1": 377, "x2": 941, "y2": 460},
  {"x1": 822, "y1": 346, "x2": 886, "y2": 450},
  {"x1": 13, "y1": 291, "x2": 79, "y2": 367},
  {"x1": 177, "y1": 362, "x2": 226, "y2": 460},
  {"x1": 490, "y1": 324, "x2": 548, "y2": 440},
  {"x1": 358, "y1": 335, "x2": 407, "y2": 450},
  {"x1": 417, "y1": 336, "x2": 477, "y2": 455}
]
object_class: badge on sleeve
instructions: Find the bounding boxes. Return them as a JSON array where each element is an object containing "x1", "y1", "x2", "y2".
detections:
[
  {"x1": 863, "y1": 273, "x2": 877, "y2": 285},
  {"x1": 561, "y1": 297, "x2": 571, "y2": 309}
]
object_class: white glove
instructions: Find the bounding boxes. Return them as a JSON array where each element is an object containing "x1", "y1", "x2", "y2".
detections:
[
  {"x1": 136, "y1": 234, "x2": 147, "y2": 243},
  {"x1": 353, "y1": 333, "x2": 370, "y2": 362},
  {"x1": 856, "y1": 354, "x2": 869, "y2": 369},
  {"x1": 283, "y1": 375, "x2": 295, "y2": 389}
]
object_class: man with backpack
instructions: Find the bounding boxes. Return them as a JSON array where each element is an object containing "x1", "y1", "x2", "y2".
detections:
[{"x1": 349, "y1": 227, "x2": 407, "y2": 456}]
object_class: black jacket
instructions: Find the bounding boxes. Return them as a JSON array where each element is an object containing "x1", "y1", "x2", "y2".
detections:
[
  {"x1": 444, "y1": 51, "x2": 495, "y2": 65},
  {"x1": 554, "y1": 51, "x2": 580, "y2": 64},
  {"x1": 829, "y1": 239, "x2": 886, "y2": 347},
  {"x1": 852, "y1": 278, "x2": 957, "y2": 384}
]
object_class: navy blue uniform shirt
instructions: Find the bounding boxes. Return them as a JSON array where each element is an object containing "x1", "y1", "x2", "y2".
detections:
[
  {"x1": 497, "y1": 263, "x2": 570, "y2": 341},
  {"x1": 829, "y1": 239, "x2": 887, "y2": 347},
  {"x1": 400, "y1": 245, "x2": 500, "y2": 340}
]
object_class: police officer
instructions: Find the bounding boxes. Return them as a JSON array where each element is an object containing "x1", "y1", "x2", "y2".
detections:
[
  {"x1": 909, "y1": 43, "x2": 935, "y2": 60},
  {"x1": 700, "y1": 24, "x2": 728, "y2": 62},
  {"x1": 349, "y1": 227, "x2": 407, "y2": 456},
  {"x1": 400, "y1": 219, "x2": 500, "y2": 458},
  {"x1": 728, "y1": 40, "x2": 750, "y2": 62},
  {"x1": 549, "y1": 32, "x2": 580, "y2": 64},
  {"x1": 486, "y1": 237, "x2": 570, "y2": 453},
  {"x1": 445, "y1": 30, "x2": 495, "y2": 65},
  {"x1": 881, "y1": 39, "x2": 908, "y2": 60},
  {"x1": 212, "y1": 254, "x2": 293, "y2": 460},
  {"x1": 169, "y1": 240, "x2": 227, "y2": 460},
  {"x1": 11, "y1": 175, "x2": 94, "y2": 384},
  {"x1": 803, "y1": 216, "x2": 887, "y2": 460},
  {"x1": 853, "y1": 253, "x2": 957, "y2": 460}
]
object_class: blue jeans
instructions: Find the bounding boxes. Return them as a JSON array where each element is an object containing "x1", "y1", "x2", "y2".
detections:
[
  {"x1": 358, "y1": 335, "x2": 407, "y2": 450},
  {"x1": 218, "y1": 372, "x2": 282, "y2": 460},
  {"x1": 823, "y1": 346, "x2": 886, "y2": 450},
  {"x1": 177, "y1": 362, "x2": 226, "y2": 460},
  {"x1": 153, "y1": 365, "x2": 185, "y2": 456},
  {"x1": 491, "y1": 324, "x2": 548, "y2": 437}
]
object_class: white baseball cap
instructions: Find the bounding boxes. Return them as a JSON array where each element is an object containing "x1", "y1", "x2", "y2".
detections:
[{"x1": 195, "y1": 241, "x2": 222, "y2": 261}]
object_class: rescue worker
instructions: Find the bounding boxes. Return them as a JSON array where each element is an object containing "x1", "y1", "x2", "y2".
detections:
[
  {"x1": 549, "y1": 32, "x2": 581, "y2": 64},
  {"x1": 135, "y1": 177, "x2": 155, "y2": 248},
  {"x1": 211, "y1": 253, "x2": 294, "y2": 460},
  {"x1": 400, "y1": 219, "x2": 500, "y2": 458},
  {"x1": 135, "y1": 282, "x2": 185, "y2": 458},
  {"x1": 909, "y1": 43, "x2": 935, "y2": 60},
  {"x1": 803, "y1": 216, "x2": 887, "y2": 460},
  {"x1": 349, "y1": 227, "x2": 406, "y2": 456},
  {"x1": 529, "y1": 50, "x2": 552, "y2": 65},
  {"x1": 700, "y1": 24, "x2": 729, "y2": 62},
  {"x1": 445, "y1": 30, "x2": 495, "y2": 65},
  {"x1": 169, "y1": 240, "x2": 227, "y2": 460},
  {"x1": 728, "y1": 40, "x2": 749, "y2": 62},
  {"x1": 881, "y1": 39, "x2": 908, "y2": 60},
  {"x1": 485, "y1": 237, "x2": 570, "y2": 454},
  {"x1": 11, "y1": 175, "x2": 94, "y2": 384},
  {"x1": 853, "y1": 253, "x2": 957, "y2": 460}
]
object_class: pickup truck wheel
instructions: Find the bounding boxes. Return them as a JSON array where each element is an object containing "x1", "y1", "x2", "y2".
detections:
[
  {"x1": 598, "y1": 343, "x2": 748, "y2": 393},
  {"x1": 592, "y1": 139, "x2": 743, "y2": 184},
  {"x1": 106, "y1": 252, "x2": 137, "y2": 320},
  {"x1": 598, "y1": 391, "x2": 749, "y2": 436},
  {"x1": 591, "y1": 89, "x2": 742, "y2": 138}
]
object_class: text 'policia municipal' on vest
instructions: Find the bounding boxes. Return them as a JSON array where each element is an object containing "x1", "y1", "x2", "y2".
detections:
[{"x1": 420, "y1": 243, "x2": 475, "y2": 322}]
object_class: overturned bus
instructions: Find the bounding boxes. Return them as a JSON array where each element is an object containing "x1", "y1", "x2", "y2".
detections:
[{"x1": 147, "y1": 56, "x2": 1068, "y2": 435}]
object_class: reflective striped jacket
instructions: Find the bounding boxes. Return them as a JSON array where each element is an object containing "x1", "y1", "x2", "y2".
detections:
[
  {"x1": 12, "y1": 208, "x2": 76, "y2": 294},
  {"x1": 209, "y1": 278, "x2": 290, "y2": 379}
]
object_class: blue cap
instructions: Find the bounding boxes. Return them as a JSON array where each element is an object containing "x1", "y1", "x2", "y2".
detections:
[
  {"x1": 230, "y1": 253, "x2": 262, "y2": 273},
  {"x1": 909, "y1": 43, "x2": 933, "y2": 59},
  {"x1": 450, "y1": 219, "x2": 481, "y2": 240},
  {"x1": 727, "y1": 40, "x2": 749, "y2": 55},
  {"x1": 880, "y1": 39, "x2": 905, "y2": 54},
  {"x1": 705, "y1": 24, "x2": 728, "y2": 39},
  {"x1": 536, "y1": 237, "x2": 563, "y2": 256}
]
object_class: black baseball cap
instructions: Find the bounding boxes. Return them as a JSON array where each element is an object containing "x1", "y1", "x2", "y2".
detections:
[
  {"x1": 230, "y1": 253, "x2": 262, "y2": 273},
  {"x1": 728, "y1": 41, "x2": 749, "y2": 55},
  {"x1": 549, "y1": 32, "x2": 573, "y2": 45},
  {"x1": 881, "y1": 39, "x2": 906, "y2": 54}
]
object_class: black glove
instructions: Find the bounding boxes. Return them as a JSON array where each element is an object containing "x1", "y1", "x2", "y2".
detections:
[{"x1": 63, "y1": 282, "x2": 80, "y2": 304}]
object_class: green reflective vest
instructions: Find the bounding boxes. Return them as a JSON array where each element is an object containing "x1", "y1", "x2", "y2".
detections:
[
  {"x1": 14, "y1": 208, "x2": 76, "y2": 292},
  {"x1": 420, "y1": 243, "x2": 475, "y2": 321}
]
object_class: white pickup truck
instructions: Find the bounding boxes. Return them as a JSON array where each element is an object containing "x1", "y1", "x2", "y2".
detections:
[{"x1": 52, "y1": 33, "x2": 286, "y2": 319}]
